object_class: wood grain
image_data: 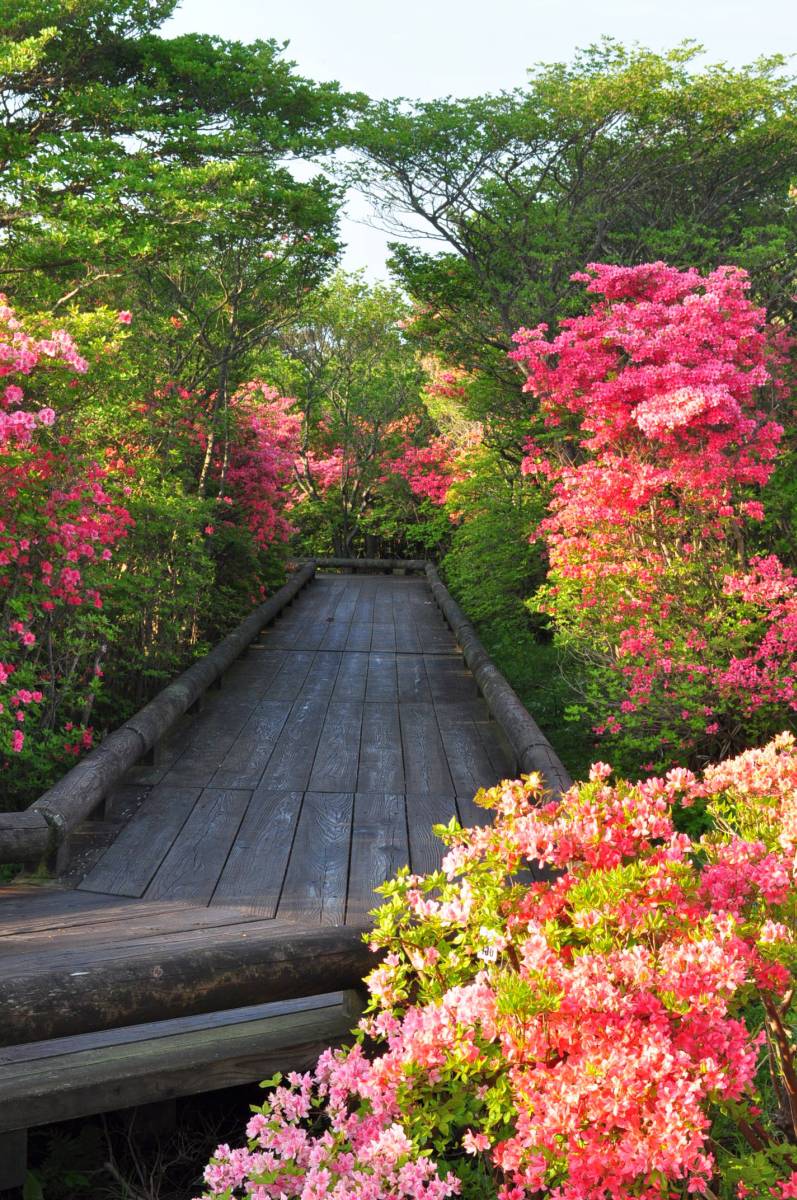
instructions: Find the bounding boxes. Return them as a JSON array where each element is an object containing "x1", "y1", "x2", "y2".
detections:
[
  {"x1": 259, "y1": 697, "x2": 328, "y2": 790},
  {"x1": 400, "y1": 703, "x2": 454, "y2": 794},
  {"x1": 211, "y1": 789, "x2": 302, "y2": 916},
  {"x1": 308, "y1": 702, "x2": 364, "y2": 792},
  {"x1": 347, "y1": 793, "x2": 408, "y2": 922},
  {"x1": 406, "y1": 793, "x2": 458, "y2": 875},
  {"x1": 277, "y1": 792, "x2": 353, "y2": 924},
  {"x1": 144, "y1": 789, "x2": 250, "y2": 903},
  {"x1": 78, "y1": 786, "x2": 201, "y2": 898},
  {"x1": 357, "y1": 703, "x2": 404, "y2": 792},
  {"x1": 210, "y1": 700, "x2": 291, "y2": 788}
]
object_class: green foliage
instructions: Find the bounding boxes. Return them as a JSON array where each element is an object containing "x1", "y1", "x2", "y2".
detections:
[
  {"x1": 282, "y1": 272, "x2": 436, "y2": 556},
  {"x1": 354, "y1": 40, "x2": 797, "y2": 425},
  {"x1": 0, "y1": 4, "x2": 351, "y2": 808}
]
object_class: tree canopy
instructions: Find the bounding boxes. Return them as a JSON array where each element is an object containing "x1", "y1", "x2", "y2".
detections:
[{"x1": 352, "y1": 41, "x2": 797, "y2": 421}]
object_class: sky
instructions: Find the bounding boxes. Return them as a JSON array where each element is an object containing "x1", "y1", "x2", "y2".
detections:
[{"x1": 163, "y1": 0, "x2": 796, "y2": 279}]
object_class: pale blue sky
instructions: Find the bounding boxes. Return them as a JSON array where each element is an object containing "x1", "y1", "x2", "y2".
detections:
[{"x1": 163, "y1": 0, "x2": 796, "y2": 277}]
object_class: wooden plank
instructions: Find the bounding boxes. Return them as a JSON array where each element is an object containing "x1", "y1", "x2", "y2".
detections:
[
  {"x1": 345, "y1": 622, "x2": 372, "y2": 651},
  {"x1": 260, "y1": 650, "x2": 315, "y2": 701},
  {"x1": 308, "y1": 702, "x2": 363, "y2": 792},
  {"x1": 318, "y1": 619, "x2": 351, "y2": 651},
  {"x1": 331, "y1": 594, "x2": 359, "y2": 622},
  {"x1": 260, "y1": 620, "x2": 300, "y2": 649},
  {"x1": 0, "y1": 991, "x2": 346, "y2": 1066},
  {"x1": 278, "y1": 792, "x2": 353, "y2": 924},
  {"x1": 416, "y1": 625, "x2": 456, "y2": 653},
  {"x1": 400, "y1": 703, "x2": 455, "y2": 794},
  {"x1": 1, "y1": 903, "x2": 266, "y2": 957},
  {"x1": 370, "y1": 623, "x2": 396, "y2": 652},
  {"x1": 439, "y1": 722, "x2": 500, "y2": 794},
  {"x1": 78, "y1": 786, "x2": 201, "y2": 898},
  {"x1": 434, "y1": 698, "x2": 490, "y2": 726},
  {"x1": 394, "y1": 622, "x2": 422, "y2": 653},
  {"x1": 0, "y1": 996, "x2": 358, "y2": 1133},
  {"x1": 241, "y1": 650, "x2": 289, "y2": 694},
  {"x1": 396, "y1": 654, "x2": 432, "y2": 702},
  {"x1": 288, "y1": 619, "x2": 330, "y2": 652},
  {"x1": 353, "y1": 594, "x2": 375, "y2": 623},
  {"x1": 372, "y1": 594, "x2": 394, "y2": 624},
  {"x1": 104, "y1": 782, "x2": 152, "y2": 822},
  {"x1": 0, "y1": 921, "x2": 373, "y2": 1047},
  {"x1": 211, "y1": 790, "x2": 302, "y2": 917},
  {"x1": 424, "y1": 655, "x2": 477, "y2": 702},
  {"x1": 211, "y1": 700, "x2": 291, "y2": 788},
  {"x1": 298, "y1": 652, "x2": 343, "y2": 700},
  {"x1": 347, "y1": 793, "x2": 408, "y2": 923},
  {"x1": 476, "y1": 721, "x2": 516, "y2": 779},
  {"x1": 456, "y1": 792, "x2": 494, "y2": 829},
  {"x1": 365, "y1": 653, "x2": 398, "y2": 702},
  {"x1": 220, "y1": 647, "x2": 285, "y2": 697},
  {"x1": 259, "y1": 697, "x2": 328, "y2": 790},
  {"x1": 125, "y1": 716, "x2": 195, "y2": 785},
  {"x1": 357, "y1": 703, "x2": 404, "y2": 792},
  {"x1": 0, "y1": 888, "x2": 138, "y2": 936},
  {"x1": 406, "y1": 792, "x2": 458, "y2": 875},
  {"x1": 332, "y1": 651, "x2": 369, "y2": 701},
  {"x1": 144, "y1": 788, "x2": 250, "y2": 903},
  {"x1": 159, "y1": 698, "x2": 257, "y2": 786}
]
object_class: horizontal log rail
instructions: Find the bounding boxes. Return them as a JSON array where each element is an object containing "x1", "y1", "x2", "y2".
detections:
[
  {"x1": 304, "y1": 556, "x2": 428, "y2": 572},
  {"x1": 0, "y1": 562, "x2": 317, "y2": 866},
  {"x1": 0, "y1": 921, "x2": 372, "y2": 1046},
  {"x1": 425, "y1": 563, "x2": 573, "y2": 796}
]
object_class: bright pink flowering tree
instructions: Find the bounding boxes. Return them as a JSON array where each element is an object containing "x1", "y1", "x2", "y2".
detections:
[
  {"x1": 386, "y1": 432, "x2": 463, "y2": 506},
  {"x1": 293, "y1": 415, "x2": 468, "y2": 557},
  {"x1": 510, "y1": 262, "x2": 794, "y2": 770},
  {"x1": 198, "y1": 733, "x2": 797, "y2": 1200},
  {"x1": 223, "y1": 383, "x2": 302, "y2": 550},
  {"x1": 0, "y1": 297, "x2": 133, "y2": 781}
]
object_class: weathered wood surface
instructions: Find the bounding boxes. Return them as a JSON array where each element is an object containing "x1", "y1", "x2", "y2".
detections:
[
  {"x1": 0, "y1": 571, "x2": 562, "y2": 1055},
  {"x1": 0, "y1": 568, "x2": 573, "y2": 1145},
  {"x1": 0, "y1": 992, "x2": 361, "y2": 1133}
]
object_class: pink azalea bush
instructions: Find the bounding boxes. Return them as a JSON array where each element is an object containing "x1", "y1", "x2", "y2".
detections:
[
  {"x1": 387, "y1": 434, "x2": 462, "y2": 506},
  {"x1": 0, "y1": 296, "x2": 132, "y2": 778},
  {"x1": 510, "y1": 262, "x2": 795, "y2": 771},
  {"x1": 0, "y1": 300, "x2": 303, "y2": 800},
  {"x1": 198, "y1": 733, "x2": 797, "y2": 1200},
  {"x1": 225, "y1": 383, "x2": 302, "y2": 549}
]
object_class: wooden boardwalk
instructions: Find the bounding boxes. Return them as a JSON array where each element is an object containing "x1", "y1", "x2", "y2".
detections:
[
  {"x1": 74, "y1": 571, "x2": 513, "y2": 920},
  {"x1": 0, "y1": 571, "x2": 520, "y2": 1158}
]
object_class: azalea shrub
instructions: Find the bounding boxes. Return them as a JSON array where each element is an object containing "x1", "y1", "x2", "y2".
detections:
[
  {"x1": 293, "y1": 414, "x2": 467, "y2": 559},
  {"x1": 511, "y1": 262, "x2": 795, "y2": 773},
  {"x1": 199, "y1": 733, "x2": 797, "y2": 1200},
  {"x1": 0, "y1": 300, "x2": 300, "y2": 805},
  {"x1": 0, "y1": 297, "x2": 133, "y2": 792}
]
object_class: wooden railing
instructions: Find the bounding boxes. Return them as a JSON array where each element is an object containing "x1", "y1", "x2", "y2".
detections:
[
  {"x1": 0, "y1": 562, "x2": 317, "y2": 866},
  {"x1": 424, "y1": 563, "x2": 572, "y2": 794},
  {"x1": 308, "y1": 557, "x2": 428, "y2": 572},
  {"x1": 0, "y1": 920, "x2": 372, "y2": 1046}
]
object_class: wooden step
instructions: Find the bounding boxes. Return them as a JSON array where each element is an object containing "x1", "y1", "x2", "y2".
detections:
[{"x1": 0, "y1": 990, "x2": 362, "y2": 1134}]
